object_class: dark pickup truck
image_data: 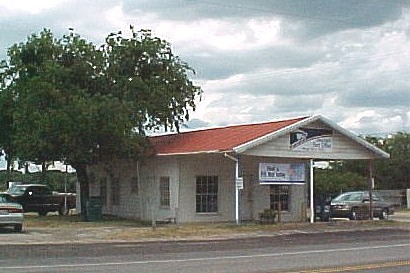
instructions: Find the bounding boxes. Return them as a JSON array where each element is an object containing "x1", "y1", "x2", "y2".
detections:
[{"x1": 7, "y1": 184, "x2": 76, "y2": 216}]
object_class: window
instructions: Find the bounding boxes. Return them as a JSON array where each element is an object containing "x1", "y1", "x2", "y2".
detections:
[
  {"x1": 131, "y1": 176, "x2": 139, "y2": 194},
  {"x1": 270, "y1": 185, "x2": 289, "y2": 211},
  {"x1": 131, "y1": 162, "x2": 140, "y2": 194},
  {"x1": 160, "y1": 177, "x2": 170, "y2": 207},
  {"x1": 89, "y1": 172, "x2": 96, "y2": 185},
  {"x1": 111, "y1": 178, "x2": 120, "y2": 205},
  {"x1": 100, "y1": 178, "x2": 107, "y2": 206},
  {"x1": 196, "y1": 176, "x2": 218, "y2": 213}
]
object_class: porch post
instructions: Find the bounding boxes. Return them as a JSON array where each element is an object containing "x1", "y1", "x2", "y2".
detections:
[
  {"x1": 310, "y1": 159, "x2": 314, "y2": 223},
  {"x1": 235, "y1": 162, "x2": 240, "y2": 225},
  {"x1": 368, "y1": 160, "x2": 374, "y2": 219}
]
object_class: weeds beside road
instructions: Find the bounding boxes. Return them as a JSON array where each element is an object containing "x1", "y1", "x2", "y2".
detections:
[{"x1": 1, "y1": 212, "x2": 404, "y2": 245}]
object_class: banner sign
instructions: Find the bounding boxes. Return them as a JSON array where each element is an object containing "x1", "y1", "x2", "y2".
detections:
[
  {"x1": 290, "y1": 128, "x2": 333, "y2": 152},
  {"x1": 259, "y1": 163, "x2": 305, "y2": 184}
]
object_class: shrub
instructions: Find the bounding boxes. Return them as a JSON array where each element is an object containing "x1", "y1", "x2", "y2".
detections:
[{"x1": 259, "y1": 208, "x2": 277, "y2": 221}]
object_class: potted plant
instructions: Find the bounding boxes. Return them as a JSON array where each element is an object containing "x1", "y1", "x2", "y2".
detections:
[{"x1": 258, "y1": 208, "x2": 277, "y2": 224}]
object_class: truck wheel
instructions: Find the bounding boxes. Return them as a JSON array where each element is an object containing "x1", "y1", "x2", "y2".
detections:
[
  {"x1": 58, "y1": 205, "x2": 69, "y2": 216},
  {"x1": 38, "y1": 211, "x2": 48, "y2": 216},
  {"x1": 379, "y1": 209, "x2": 388, "y2": 220},
  {"x1": 14, "y1": 224, "x2": 23, "y2": 232},
  {"x1": 349, "y1": 208, "x2": 358, "y2": 220}
]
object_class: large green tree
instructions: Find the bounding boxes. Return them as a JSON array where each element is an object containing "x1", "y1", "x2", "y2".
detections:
[
  {"x1": 369, "y1": 133, "x2": 410, "y2": 189},
  {"x1": 340, "y1": 133, "x2": 410, "y2": 189},
  {"x1": 314, "y1": 163, "x2": 367, "y2": 197},
  {"x1": 0, "y1": 27, "x2": 202, "y2": 218},
  {"x1": 0, "y1": 89, "x2": 15, "y2": 174}
]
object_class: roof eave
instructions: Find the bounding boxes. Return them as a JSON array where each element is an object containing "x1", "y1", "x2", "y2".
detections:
[{"x1": 155, "y1": 150, "x2": 232, "y2": 156}]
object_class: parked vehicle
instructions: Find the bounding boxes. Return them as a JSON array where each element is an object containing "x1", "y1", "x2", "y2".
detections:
[
  {"x1": 7, "y1": 184, "x2": 76, "y2": 216},
  {"x1": 330, "y1": 191, "x2": 394, "y2": 220},
  {"x1": 0, "y1": 192, "x2": 24, "y2": 232}
]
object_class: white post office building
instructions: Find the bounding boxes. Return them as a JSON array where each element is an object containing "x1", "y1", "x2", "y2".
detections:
[{"x1": 88, "y1": 115, "x2": 389, "y2": 223}]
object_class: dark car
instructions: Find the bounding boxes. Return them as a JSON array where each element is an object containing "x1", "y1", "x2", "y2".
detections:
[{"x1": 330, "y1": 191, "x2": 394, "y2": 220}]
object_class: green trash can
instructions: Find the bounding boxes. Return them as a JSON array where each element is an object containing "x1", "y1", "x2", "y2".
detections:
[{"x1": 86, "y1": 197, "x2": 102, "y2": 221}]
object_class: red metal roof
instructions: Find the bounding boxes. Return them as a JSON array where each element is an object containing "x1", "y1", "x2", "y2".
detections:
[{"x1": 149, "y1": 116, "x2": 308, "y2": 155}]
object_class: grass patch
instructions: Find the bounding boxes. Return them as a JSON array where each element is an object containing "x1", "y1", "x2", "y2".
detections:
[{"x1": 22, "y1": 214, "x2": 410, "y2": 242}]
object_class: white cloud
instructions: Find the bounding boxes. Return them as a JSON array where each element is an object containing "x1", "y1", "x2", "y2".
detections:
[
  {"x1": 340, "y1": 110, "x2": 378, "y2": 130},
  {"x1": 0, "y1": 0, "x2": 409, "y2": 135},
  {"x1": 0, "y1": 0, "x2": 67, "y2": 15}
]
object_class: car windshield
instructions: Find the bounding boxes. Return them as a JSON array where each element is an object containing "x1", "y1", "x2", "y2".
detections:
[
  {"x1": 7, "y1": 186, "x2": 27, "y2": 196},
  {"x1": 333, "y1": 192, "x2": 364, "y2": 202},
  {"x1": 0, "y1": 193, "x2": 12, "y2": 203}
]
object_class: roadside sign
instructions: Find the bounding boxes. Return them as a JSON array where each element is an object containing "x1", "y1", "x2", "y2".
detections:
[{"x1": 236, "y1": 177, "x2": 243, "y2": 190}]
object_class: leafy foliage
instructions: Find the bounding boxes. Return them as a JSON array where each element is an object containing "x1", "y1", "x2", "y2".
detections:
[
  {"x1": 258, "y1": 208, "x2": 277, "y2": 220},
  {"x1": 0, "y1": 170, "x2": 77, "y2": 193},
  {"x1": 0, "y1": 92, "x2": 14, "y2": 172},
  {"x1": 315, "y1": 132, "x2": 410, "y2": 196},
  {"x1": 371, "y1": 132, "x2": 410, "y2": 189},
  {"x1": 314, "y1": 167, "x2": 367, "y2": 197},
  {"x1": 0, "y1": 27, "x2": 202, "y2": 217}
]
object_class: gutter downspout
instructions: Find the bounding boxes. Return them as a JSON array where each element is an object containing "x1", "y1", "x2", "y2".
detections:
[{"x1": 224, "y1": 153, "x2": 241, "y2": 225}]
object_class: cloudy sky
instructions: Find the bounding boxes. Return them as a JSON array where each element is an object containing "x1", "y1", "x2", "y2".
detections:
[{"x1": 1, "y1": 0, "x2": 410, "y2": 136}]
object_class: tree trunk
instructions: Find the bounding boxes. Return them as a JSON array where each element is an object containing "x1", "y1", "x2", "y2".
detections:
[
  {"x1": 5, "y1": 150, "x2": 13, "y2": 185},
  {"x1": 5, "y1": 152, "x2": 11, "y2": 172},
  {"x1": 75, "y1": 164, "x2": 89, "y2": 221},
  {"x1": 41, "y1": 161, "x2": 47, "y2": 182}
]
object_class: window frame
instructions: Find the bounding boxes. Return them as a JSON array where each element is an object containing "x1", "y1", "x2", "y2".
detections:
[
  {"x1": 100, "y1": 177, "x2": 107, "y2": 206},
  {"x1": 269, "y1": 185, "x2": 290, "y2": 211},
  {"x1": 159, "y1": 176, "x2": 170, "y2": 208},
  {"x1": 131, "y1": 162, "x2": 140, "y2": 194},
  {"x1": 196, "y1": 176, "x2": 219, "y2": 213},
  {"x1": 131, "y1": 176, "x2": 139, "y2": 194},
  {"x1": 111, "y1": 178, "x2": 120, "y2": 206}
]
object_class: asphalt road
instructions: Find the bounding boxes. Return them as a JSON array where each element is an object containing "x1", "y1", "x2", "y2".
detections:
[{"x1": 1, "y1": 228, "x2": 410, "y2": 273}]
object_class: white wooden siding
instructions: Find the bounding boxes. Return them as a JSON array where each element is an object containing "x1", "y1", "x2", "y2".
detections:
[
  {"x1": 89, "y1": 154, "x2": 307, "y2": 223},
  {"x1": 242, "y1": 121, "x2": 378, "y2": 160},
  {"x1": 139, "y1": 158, "x2": 180, "y2": 222},
  {"x1": 177, "y1": 154, "x2": 236, "y2": 222},
  {"x1": 88, "y1": 161, "x2": 142, "y2": 219}
]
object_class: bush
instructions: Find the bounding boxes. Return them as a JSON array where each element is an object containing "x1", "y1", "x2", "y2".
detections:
[{"x1": 258, "y1": 208, "x2": 277, "y2": 223}]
